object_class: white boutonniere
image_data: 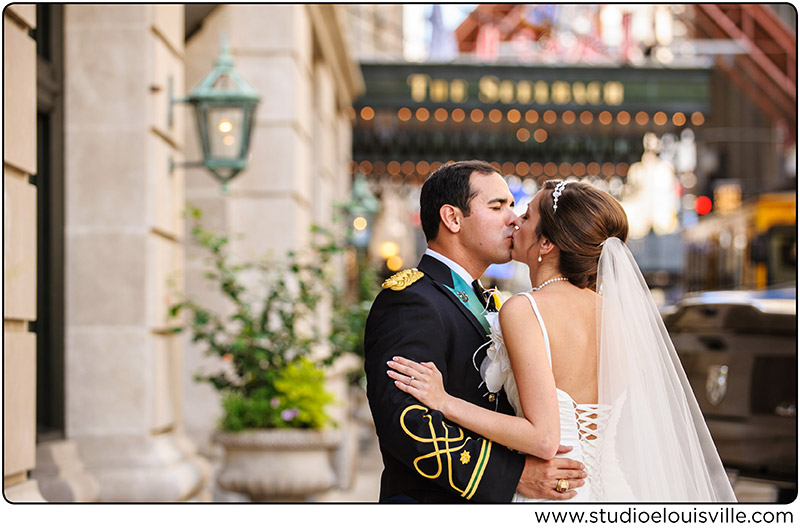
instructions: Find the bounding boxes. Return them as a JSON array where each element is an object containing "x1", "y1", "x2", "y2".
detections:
[{"x1": 479, "y1": 289, "x2": 510, "y2": 394}]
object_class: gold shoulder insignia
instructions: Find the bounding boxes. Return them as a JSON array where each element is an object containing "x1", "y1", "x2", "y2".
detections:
[{"x1": 382, "y1": 268, "x2": 424, "y2": 291}]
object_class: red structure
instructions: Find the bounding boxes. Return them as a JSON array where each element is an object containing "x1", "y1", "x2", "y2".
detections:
[
  {"x1": 455, "y1": 4, "x2": 797, "y2": 142},
  {"x1": 684, "y1": 4, "x2": 796, "y2": 143}
]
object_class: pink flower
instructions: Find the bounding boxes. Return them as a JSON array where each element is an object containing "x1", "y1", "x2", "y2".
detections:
[
  {"x1": 270, "y1": 397, "x2": 280, "y2": 409},
  {"x1": 281, "y1": 408, "x2": 299, "y2": 421}
]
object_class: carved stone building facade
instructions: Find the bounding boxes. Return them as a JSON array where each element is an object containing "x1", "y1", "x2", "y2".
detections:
[
  {"x1": 4, "y1": 3, "x2": 41, "y2": 502},
  {"x1": 3, "y1": 4, "x2": 362, "y2": 502},
  {"x1": 344, "y1": 4, "x2": 405, "y2": 61}
]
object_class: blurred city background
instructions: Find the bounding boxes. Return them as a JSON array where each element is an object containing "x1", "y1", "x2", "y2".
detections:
[{"x1": 3, "y1": 3, "x2": 796, "y2": 504}]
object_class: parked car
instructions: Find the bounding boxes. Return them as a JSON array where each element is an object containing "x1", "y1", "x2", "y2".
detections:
[{"x1": 662, "y1": 287, "x2": 797, "y2": 501}]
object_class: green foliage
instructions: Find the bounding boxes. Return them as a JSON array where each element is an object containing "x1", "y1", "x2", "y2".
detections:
[
  {"x1": 220, "y1": 358, "x2": 335, "y2": 431},
  {"x1": 171, "y1": 209, "x2": 343, "y2": 431},
  {"x1": 328, "y1": 253, "x2": 380, "y2": 387},
  {"x1": 329, "y1": 301, "x2": 372, "y2": 361},
  {"x1": 274, "y1": 357, "x2": 336, "y2": 429}
]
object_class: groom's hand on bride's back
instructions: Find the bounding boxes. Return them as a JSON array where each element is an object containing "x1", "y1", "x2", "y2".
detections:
[{"x1": 517, "y1": 445, "x2": 587, "y2": 500}]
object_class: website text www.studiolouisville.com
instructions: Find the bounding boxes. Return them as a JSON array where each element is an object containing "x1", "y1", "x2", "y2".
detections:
[{"x1": 529, "y1": 506, "x2": 794, "y2": 525}]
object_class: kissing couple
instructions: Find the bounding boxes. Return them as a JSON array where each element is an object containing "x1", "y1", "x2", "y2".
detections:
[{"x1": 364, "y1": 160, "x2": 736, "y2": 503}]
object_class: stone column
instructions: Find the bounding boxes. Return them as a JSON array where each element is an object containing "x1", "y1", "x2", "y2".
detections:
[
  {"x1": 3, "y1": 3, "x2": 46, "y2": 502},
  {"x1": 62, "y1": 4, "x2": 209, "y2": 501},
  {"x1": 181, "y1": 5, "x2": 364, "y2": 493}
]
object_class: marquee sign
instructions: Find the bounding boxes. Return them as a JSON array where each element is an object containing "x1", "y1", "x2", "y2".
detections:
[
  {"x1": 408, "y1": 74, "x2": 625, "y2": 106},
  {"x1": 358, "y1": 62, "x2": 712, "y2": 113}
]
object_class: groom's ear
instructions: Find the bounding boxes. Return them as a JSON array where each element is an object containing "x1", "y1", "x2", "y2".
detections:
[{"x1": 439, "y1": 204, "x2": 463, "y2": 234}]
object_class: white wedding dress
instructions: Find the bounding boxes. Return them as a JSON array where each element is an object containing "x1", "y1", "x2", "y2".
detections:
[
  {"x1": 482, "y1": 292, "x2": 631, "y2": 502},
  {"x1": 481, "y1": 238, "x2": 737, "y2": 503}
]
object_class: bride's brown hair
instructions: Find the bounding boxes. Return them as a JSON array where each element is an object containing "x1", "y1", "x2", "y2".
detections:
[{"x1": 536, "y1": 180, "x2": 629, "y2": 290}]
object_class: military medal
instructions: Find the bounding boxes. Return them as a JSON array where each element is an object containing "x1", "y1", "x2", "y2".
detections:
[{"x1": 444, "y1": 270, "x2": 490, "y2": 334}]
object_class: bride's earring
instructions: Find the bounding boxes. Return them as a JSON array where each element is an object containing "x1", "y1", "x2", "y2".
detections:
[{"x1": 537, "y1": 255, "x2": 542, "y2": 263}]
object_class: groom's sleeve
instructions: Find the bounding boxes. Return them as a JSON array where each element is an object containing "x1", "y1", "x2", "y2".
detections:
[{"x1": 365, "y1": 286, "x2": 525, "y2": 502}]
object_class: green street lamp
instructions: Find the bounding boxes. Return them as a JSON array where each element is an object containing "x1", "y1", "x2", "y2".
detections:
[
  {"x1": 343, "y1": 174, "x2": 380, "y2": 248},
  {"x1": 171, "y1": 34, "x2": 260, "y2": 186}
]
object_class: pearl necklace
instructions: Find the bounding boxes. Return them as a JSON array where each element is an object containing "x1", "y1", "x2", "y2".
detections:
[{"x1": 531, "y1": 277, "x2": 569, "y2": 291}]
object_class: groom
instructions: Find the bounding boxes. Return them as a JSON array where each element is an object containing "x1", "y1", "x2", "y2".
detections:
[{"x1": 364, "y1": 160, "x2": 586, "y2": 503}]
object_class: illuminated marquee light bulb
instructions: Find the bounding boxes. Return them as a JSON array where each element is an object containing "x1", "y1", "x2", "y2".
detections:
[
  {"x1": 359, "y1": 161, "x2": 373, "y2": 174},
  {"x1": 360, "y1": 107, "x2": 375, "y2": 120}
]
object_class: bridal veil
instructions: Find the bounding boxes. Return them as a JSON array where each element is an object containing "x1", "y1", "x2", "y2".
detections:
[{"x1": 595, "y1": 237, "x2": 737, "y2": 502}]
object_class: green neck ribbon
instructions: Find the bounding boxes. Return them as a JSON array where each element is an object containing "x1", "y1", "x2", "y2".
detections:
[{"x1": 444, "y1": 270, "x2": 489, "y2": 334}]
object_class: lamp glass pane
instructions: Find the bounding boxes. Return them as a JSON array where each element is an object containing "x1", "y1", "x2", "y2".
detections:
[
  {"x1": 211, "y1": 73, "x2": 236, "y2": 91},
  {"x1": 207, "y1": 106, "x2": 244, "y2": 160}
]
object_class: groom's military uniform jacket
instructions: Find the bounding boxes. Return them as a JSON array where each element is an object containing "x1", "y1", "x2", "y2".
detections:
[{"x1": 364, "y1": 254, "x2": 525, "y2": 502}]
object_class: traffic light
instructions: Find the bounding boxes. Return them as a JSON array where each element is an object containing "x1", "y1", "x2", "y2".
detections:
[{"x1": 694, "y1": 195, "x2": 712, "y2": 215}]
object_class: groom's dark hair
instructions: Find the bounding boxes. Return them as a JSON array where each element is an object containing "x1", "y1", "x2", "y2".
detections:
[{"x1": 419, "y1": 160, "x2": 498, "y2": 242}]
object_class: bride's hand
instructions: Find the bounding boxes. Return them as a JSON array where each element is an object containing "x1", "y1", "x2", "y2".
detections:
[{"x1": 387, "y1": 357, "x2": 450, "y2": 412}]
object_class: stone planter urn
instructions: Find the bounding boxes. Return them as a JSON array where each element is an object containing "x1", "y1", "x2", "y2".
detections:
[{"x1": 214, "y1": 429, "x2": 342, "y2": 502}]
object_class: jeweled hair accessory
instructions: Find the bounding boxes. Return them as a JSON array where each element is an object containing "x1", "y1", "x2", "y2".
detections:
[{"x1": 552, "y1": 181, "x2": 568, "y2": 212}]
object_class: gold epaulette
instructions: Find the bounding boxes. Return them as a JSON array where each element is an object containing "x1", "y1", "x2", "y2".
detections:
[{"x1": 382, "y1": 268, "x2": 424, "y2": 291}]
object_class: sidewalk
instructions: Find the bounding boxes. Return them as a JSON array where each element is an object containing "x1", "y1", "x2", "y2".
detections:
[
  {"x1": 213, "y1": 422, "x2": 783, "y2": 503},
  {"x1": 314, "y1": 430, "x2": 783, "y2": 503}
]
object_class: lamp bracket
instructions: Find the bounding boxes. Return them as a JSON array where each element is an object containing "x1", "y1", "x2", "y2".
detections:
[
  {"x1": 167, "y1": 76, "x2": 190, "y2": 128},
  {"x1": 167, "y1": 156, "x2": 232, "y2": 194},
  {"x1": 168, "y1": 155, "x2": 206, "y2": 174}
]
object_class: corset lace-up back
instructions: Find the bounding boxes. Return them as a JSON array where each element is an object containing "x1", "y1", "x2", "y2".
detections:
[{"x1": 574, "y1": 403, "x2": 610, "y2": 501}]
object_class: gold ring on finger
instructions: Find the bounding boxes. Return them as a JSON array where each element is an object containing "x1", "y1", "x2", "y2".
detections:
[{"x1": 555, "y1": 478, "x2": 569, "y2": 493}]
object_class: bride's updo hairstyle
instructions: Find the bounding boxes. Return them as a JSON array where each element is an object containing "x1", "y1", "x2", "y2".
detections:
[{"x1": 536, "y1": 180, "x2": 629, "y2": 290}]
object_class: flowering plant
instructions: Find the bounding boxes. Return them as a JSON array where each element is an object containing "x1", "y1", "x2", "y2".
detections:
[{"x1": 170, "y1": 210, "x2": 341, "y2": 431}]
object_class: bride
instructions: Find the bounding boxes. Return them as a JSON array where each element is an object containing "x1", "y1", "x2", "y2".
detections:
[{"x1": 387, "y1": 180, "x2": 736, "y2": 502}]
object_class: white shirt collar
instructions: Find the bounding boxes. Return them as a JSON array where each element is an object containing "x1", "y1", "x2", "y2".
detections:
[{"x1": 424, "y1": 248, "x2": 475, "y2": 286}]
